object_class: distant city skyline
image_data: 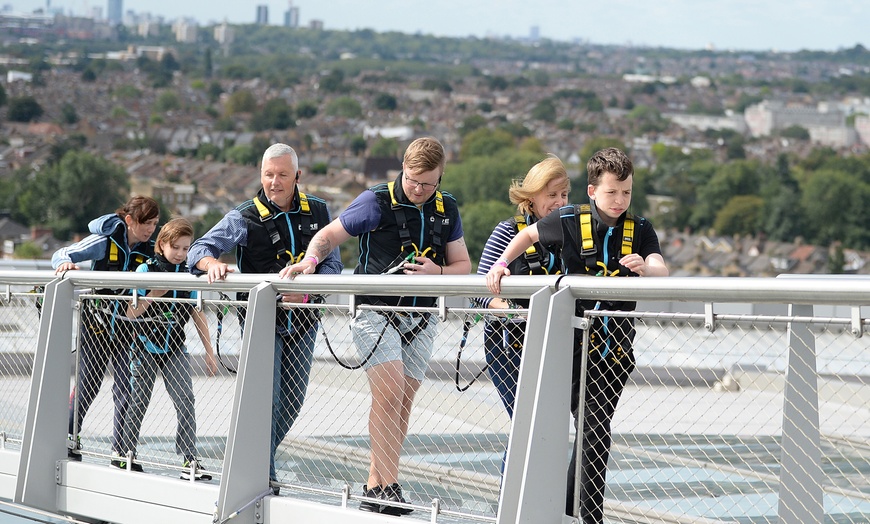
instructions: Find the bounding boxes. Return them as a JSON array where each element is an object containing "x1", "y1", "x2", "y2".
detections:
[{"x1": 6, "y1": 0, "x2": 867, "y2": 53}]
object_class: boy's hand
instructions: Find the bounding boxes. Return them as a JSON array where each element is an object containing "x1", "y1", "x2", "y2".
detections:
[
  {"x1": 619, "y1": 254, "x2": 647, "y2": 276},
  {"x1": 486, "y1": 264, "x2": 511, "y2": 295}
]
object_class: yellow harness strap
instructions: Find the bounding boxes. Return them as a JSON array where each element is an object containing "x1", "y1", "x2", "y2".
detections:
[
  {"x1": 515, "y1": 215, "x2": 538, "y2": 258},
  {"x1": 388, "y1": 181, "x2": 444, "y2": 215},
  {"x1": 578, "y1": 204, "x2": 594, "y2": 252},
  {"x1": 622, "y1": 214, "x2": 635, "y2": 256}
]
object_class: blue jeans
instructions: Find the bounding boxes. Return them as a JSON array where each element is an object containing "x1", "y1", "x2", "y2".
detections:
[
  {"x1": 483, "y1": 320, "x2": 525, "y2": 420},
  {"x1": 270, "y1": 326, "x2": 317, "y2": 481}
]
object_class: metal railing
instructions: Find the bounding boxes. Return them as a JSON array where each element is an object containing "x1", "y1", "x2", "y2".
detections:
[{"x1": 0, "y1": 270, "x2": 868, "y2": 524}]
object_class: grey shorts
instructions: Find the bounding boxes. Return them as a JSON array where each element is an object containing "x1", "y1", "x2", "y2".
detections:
[{"x1": 351, "y1": 309, "x2": 436, "y2": 381}]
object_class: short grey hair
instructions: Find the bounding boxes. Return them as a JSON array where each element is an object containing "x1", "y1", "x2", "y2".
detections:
[{"x1": 261, "y1": 143, "x2": 298, "y2": 170}]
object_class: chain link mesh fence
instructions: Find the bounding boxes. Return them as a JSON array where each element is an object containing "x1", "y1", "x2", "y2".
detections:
[{"x1": 3, "y1": 279, "x2": 869, "y2": 523}]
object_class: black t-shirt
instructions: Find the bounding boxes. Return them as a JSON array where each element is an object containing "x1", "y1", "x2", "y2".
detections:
[{"x1": 536, "y1": 203, "x2": 662, "y2": 277}]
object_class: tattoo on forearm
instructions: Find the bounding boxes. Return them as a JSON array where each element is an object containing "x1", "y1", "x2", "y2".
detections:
[{"x1": 311, "y1": 237, "x2": 332, "y2": 260}]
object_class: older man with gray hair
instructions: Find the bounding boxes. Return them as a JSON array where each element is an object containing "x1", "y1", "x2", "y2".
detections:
[{"x1": 188, "y1": 143, "x2": 342, "y2": 491}]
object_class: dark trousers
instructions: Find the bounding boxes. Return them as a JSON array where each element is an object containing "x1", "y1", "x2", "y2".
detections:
[
  {"x1": 69, "y1": 322, "x2": 132, "y2": 453},
  {"x1": 483, "y1": 320, "x2": 525, "y2": 419},
  {"x1": 566, "y1": 321, "x2": 635, "y2": 524}
]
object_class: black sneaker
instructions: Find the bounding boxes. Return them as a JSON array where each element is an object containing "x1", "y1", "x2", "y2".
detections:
[
  {"x1": 67, "y1": 435, "x2": 82, "y2": 461},
  {"x1": 381, "y1": 483, "x2": 413, "y2": 516},
  {"x1": 358, "y1": 484, "x2": 384, "y2": 513},
  {"x1": 180, "y1": 458, "x2": 212, "y2": 481},
  {"x1": 110, "y1": 452, "x2": 144, "y2": 473}
]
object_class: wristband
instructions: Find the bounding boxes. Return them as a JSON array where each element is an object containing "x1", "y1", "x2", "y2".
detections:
[
  {"x1": 494, "y1": 258, "x2": 508, "y2": 268},
  {"x1": 302, "y1": 294, "x2": 310, "y2": 304},
  {"x1": 303, "y1": 255, "x2": 319, "y2": 266}
]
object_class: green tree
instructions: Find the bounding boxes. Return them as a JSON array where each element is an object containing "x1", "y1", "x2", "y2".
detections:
[
  {"x1": 224, "y1": 145, "x2": 258, "y2": 166},
  {"x1": 349, "y1": 135, "x2": 367, "y2": 156},
  {"x1": 18, "y1": 151, "x2": 129, "y2": 239},
  {"x1": 250, "y1": 98, "x2": 293, "y2": 130},
  {"x1": 325, "y1": 96, "x2": 362, "y2": 118},
  {"x1": 460, "y1": 128, "x2": 514, "y2": 160},
  {"x1": 14, "y1": 241, "x2": 43, "y2": 259},
  {"x1": 320, "y1": 69, "x2": 348, "y2": 93},
  {"x1": 7, "y1": 96, "x2": 44, "y2": 122},
  {"x1": 225, "y1": 90, "x2": 257, "y2": 114},
  {"x1": 531, "y1": 99, "x2": 557, "y2": 123},
  {"x1": 154, "y1": 91, "x2": 181, "y2": 112},
  {"x1": 460, "y1": 200, "x2": 517, "y2": 266},
  {"x1": 778, "y1": 125, "x2": 810, "y2": 140},
  {"x1": 374, "y1": 93, "x2": 397, "y2": 111},
  {"x1": 49, "y1": 134, "x2": 87, "y2": 164},
  {"x1": 828, "y1": 242, "x2": 845, "y2": 274},
  {"x1": 296, "y1": 100, "x2": 318, "y2": 119},
  {"x1": 443, "y1": 150, "x2": 543, "y2": 206},
  {"x1": 204, "y1": 47, "x2": 213, "y2": 78},
  {"x1": 691, "y1": 160, "x2": 763, "y2": 230},
  {"x1": 207, "y1": 81, "x2": 223, "y2": 104},
  {"x1": 459, "y1": 114, "x2": 487, "y2": 137},
  {"x1": 713, "y1": 195, "x2": 764, "y2": 236},
  {"x1": 370, "y1": 137, "x2": 399, "y2": 158},
  {"x1": 801, "y1": 169, "x2": 870, "y2": 249},
  {"x1": 0, "y1": 83, "x2": 6, "y2": 107},
  {"x1": 60, "y1": 103, "x2": 79, "y2": 125}
]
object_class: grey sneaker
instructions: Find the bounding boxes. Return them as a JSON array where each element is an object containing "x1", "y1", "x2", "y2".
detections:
[
  {"x1": 110, "y1": 452, "x2": 144, "y2": 472},
  {"x1": 180, "y1": 458, "x2": 212, "y2": 481}
]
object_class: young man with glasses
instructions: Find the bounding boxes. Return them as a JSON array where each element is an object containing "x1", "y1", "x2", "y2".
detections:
[{"x1": 283, "y1": 136, "x2": 471, "y2": 515}]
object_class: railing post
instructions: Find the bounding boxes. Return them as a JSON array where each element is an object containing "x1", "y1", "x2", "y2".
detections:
[
  {"x1": 216, "y1": 282, "x2": 277, "y2": 523},
  {"x1": 16, "y1": 278, "x2": 74, "y2": 512},
  {"x1": 500, "y1": 286, "x2": 575, "y2": 524},
  {"x1": 778, "y1": 303, "x2": 823, "y2": 523}
]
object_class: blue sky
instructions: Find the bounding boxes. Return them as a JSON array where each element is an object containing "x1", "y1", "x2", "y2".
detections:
[{"x1": 10, "y1": 0, "x2": 867, "y2": 52}]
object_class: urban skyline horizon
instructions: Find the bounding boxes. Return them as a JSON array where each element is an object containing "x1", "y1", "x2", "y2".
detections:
[{"x1": 4, "y1": 0, "x2": 869, "y2": 54}]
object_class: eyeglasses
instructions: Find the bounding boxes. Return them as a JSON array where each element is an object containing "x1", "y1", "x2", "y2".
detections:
[{"x1": 404, "y1": 177, "x2": 438, "y2": 191}]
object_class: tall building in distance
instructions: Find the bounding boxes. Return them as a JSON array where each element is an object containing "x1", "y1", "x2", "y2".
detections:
[
  {"x1": 283, "y1": 0, "x2": 299, "y2": 28},
  {"x1": 255, "y1": 4, "x2": 268, "y2": 25},
  {"x1": 106, "y1": 0, "x2": 121, "y2": 25}
]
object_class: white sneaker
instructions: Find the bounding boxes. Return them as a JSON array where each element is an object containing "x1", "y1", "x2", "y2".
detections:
[{"x1": 180, "y1": 458, "x2": 212, "y2": 481}]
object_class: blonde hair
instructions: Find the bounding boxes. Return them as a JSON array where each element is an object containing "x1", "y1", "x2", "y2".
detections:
[
  {"x1": 155, "y1": 217, "x2": 194, "y2": 256},
  {"x1": 508, "y1": 155, "x2": 570, "y2": 216},
  {"x1": 402, "y1": 137, "x2": 446, "y2": 175}
]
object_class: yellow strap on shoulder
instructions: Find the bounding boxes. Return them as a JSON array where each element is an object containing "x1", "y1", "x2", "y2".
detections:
[
  {"x1": 109, "y1": 241, "x2": 119, "y2": 264},
  {"x1": 515, "y1": 215, "x2": 538, "y2": 257},
  {"x1": 253, "y1": 196, "x2": 271, "y2": 220},
  {"x1": 578, "y1": 204, "x2": 594, "y2": 251},
  {"x1": 388, "y1": 181, "x2": 399, "y2": 207},
  {"x1": 298, "y1": 192, "x2": 310, "y2": 214},
  {"x1": 622, "y1": 215, "x2": 635, "y2": 256},
  {"x1": 389, "y1": 181, "x2": 443, "y2": 213}
]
